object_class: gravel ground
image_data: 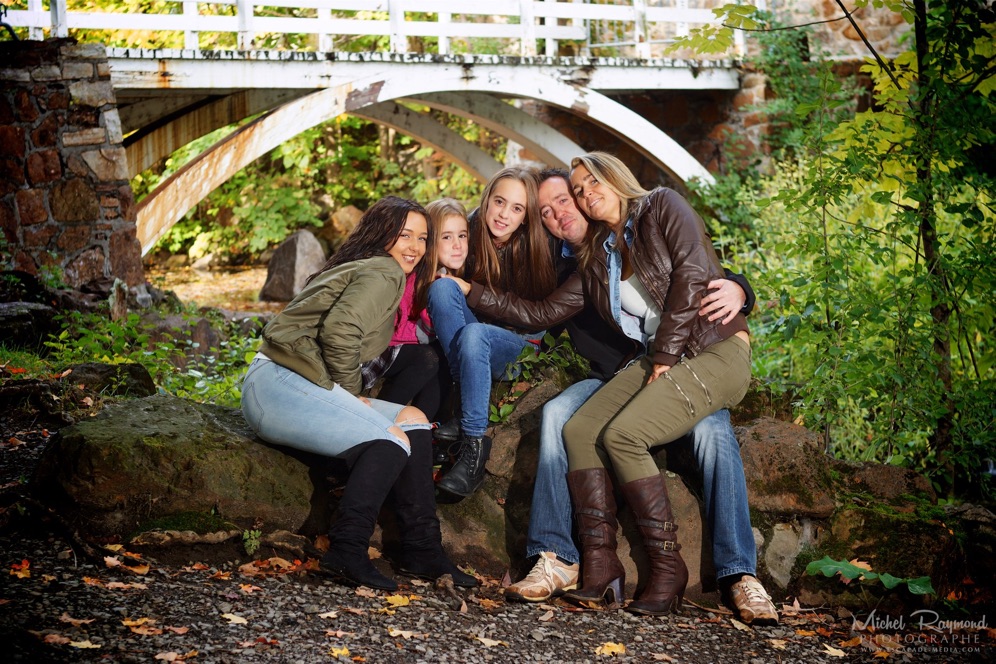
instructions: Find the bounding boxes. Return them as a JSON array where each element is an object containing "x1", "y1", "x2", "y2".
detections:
[{"x1": 1, "y1": 429, "x2": 993, "y2": 663}]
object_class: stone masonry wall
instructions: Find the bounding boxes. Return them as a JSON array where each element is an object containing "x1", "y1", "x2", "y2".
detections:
[{"x1": 0, "y1": 39, "x2": 143, "y2": 289}]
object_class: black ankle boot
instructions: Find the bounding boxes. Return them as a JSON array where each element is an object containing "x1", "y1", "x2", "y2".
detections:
[
  {"x1": 433, "y1": 417, "x2": 461, "y2": 442},
  {"x1": 437, "y1": 434, "x2": 491, "y2": 498},
  {"x1": 392, "y1": 430, "x2": 478, "y2": 588},
  {"x1": 321, "y1": 439, "x2": 407, "y2": 591}
]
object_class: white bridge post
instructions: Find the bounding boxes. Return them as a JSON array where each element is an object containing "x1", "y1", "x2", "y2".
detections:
[
  {"x1": 182, "y1": 0, "x2": 199, "y2": 50},
  {"x1": 237, "y1": 0, "x2": 253, "y2": 51},
  {"x1": 50, "y1": 0, "x2": 68, "y2": 38}
]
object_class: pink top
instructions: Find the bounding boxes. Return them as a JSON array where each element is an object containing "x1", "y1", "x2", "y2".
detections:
[{"x1": 390, "y1": 272, "x2": 433, "y2": 345}]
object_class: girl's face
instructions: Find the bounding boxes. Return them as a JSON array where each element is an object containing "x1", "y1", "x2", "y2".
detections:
[
  {"x1": 485, "y1": 178, "x2": 528, "y2": 245},
  {"x1": 436, "y1": 214, "x2": 469, "y2": 272},
  {"x1": 387, "y1": 211, "x2": 428, "y2": 274},
  {"x1": 570, "y1": 164, "x2": 623, "y2": 227}
]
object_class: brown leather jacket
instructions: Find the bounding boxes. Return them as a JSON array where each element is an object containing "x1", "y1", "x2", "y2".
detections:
[{"x1": 468, "y1": 187, "x2": 747, "y2": 367}]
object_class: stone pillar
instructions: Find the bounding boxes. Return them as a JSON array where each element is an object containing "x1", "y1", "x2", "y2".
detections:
[{"x1": 0, "y1": 38, "x2": 143, "y2": 290}]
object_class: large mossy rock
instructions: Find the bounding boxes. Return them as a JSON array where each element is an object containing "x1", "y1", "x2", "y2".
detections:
[{"x1": 34, "y1": 394, "x2": 327, "y2": 536}]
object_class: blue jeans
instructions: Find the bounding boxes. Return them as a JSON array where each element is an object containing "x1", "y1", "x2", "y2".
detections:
[
  {"x1": 526, "y1": 378, "x2": 603, "y2": 564},
  {"x1": 241, "y1": 355, "x2": 428, "y2": 457},
  {"x1": 428, "y1": 278, "x2": 533, "y2": 438},
  {"x1": 528, "y1": 381, "x2": 756, "y2": 581}
]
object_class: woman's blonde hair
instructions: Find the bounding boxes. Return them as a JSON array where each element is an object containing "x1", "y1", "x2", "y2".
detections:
[
  {"x1": 471, "y1": 166, "x2": 556, "y2": 300},
  {"x1": 570, "y1": 152, "x2": 649, "y2": 270}
]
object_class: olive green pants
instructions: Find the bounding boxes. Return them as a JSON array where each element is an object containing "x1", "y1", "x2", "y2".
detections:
[{"x1": 563, "y1": 335, "x2": 751, "y2": 484}]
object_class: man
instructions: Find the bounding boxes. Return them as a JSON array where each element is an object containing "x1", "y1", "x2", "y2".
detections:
[{"x1": 465, "y1": 169, "x2": 778, "y2": 625}]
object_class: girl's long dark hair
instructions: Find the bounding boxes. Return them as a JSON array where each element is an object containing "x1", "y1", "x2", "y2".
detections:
[
  {"x1": 471, "y1": 167, "x2": 556, "y2": 300},
  {"x1": 308, "y1": 196, "x2": 431, "y2": 288}
]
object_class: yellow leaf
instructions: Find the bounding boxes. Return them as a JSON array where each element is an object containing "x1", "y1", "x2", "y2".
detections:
[
  {"x1": 873, "y1": 651, "x2": 892, "y2": 659},
  {"x1": 121, "y1": 617, "x2": 152, "y2": 626},
  {"x1": 384, "y1": 595, "x2": 410, "y2": 607},
  {"x1": 388, "y1": 627, "x2": 425, "y2": 639},
  {"x1": 476, "y1": 636, "x2": 508, "y2": 647},
  {"x1": 318, "y1": 611, "x2": 339, "y2": 619},
  {"x1": 130, "y1": 625, "x2": 164, "y2": 635},
  {"x1": 10, "y1": 559, "x2": 30, "y2": 579},
  {"x1": 796, "y1": 629, "x2": 816, "y2": 637},
  {"x1": 823, "y1": 644, "x2": 846, "y2": 657},
  {"x1": 329, "y1": 645, "x2": 350, "y2": 658},
  {"x1": 769, "y1": 639, "x2": 787, "y2": 650},
  {"x1": 849, "y1": 559, "x2": 873, "y2": 572},
  {"x1": 221, "y1": 613, "x2": 247, "y2": 624},
  {"x1": 595, "y1": 641, "x2": 627, "y2": 656},
  {"x1": 839, "y1": 636, "x2": 864, "y2": 647},
  {"x1": 103, "y1": 544, "x2": 124, "y2": 552},
  {"x1": 477, "y1": 598, "x2": 501, "y2": 610},
  {"x1": 730, "y1": 618, "x2": 751, "y2": 631},
  {"x1": 69, "y1": 640, "x2": 101, "y2": 649},
  {"x1": 375, "y1": 608, "x2": 395, "y2": 615}
]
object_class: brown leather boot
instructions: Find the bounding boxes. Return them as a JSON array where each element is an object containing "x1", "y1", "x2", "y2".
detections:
[
  {"x1": 562, "y1": 468, "x2": 626, "y2": 608},
  {"x1": 620, "y1": 473, "x2": 688, "y2": 616}
]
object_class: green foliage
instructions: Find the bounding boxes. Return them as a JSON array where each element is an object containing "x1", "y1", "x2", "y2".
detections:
[
  {"x1": 42, "y1": 309, "x2": 258, "y2": 407},
  {"x1": 242, "y1": 529, "x2": 262, "y2": 557},
  {"x1": 488, "y1": 332, "x2": 589, "y2": 425},
  {"x1": 805, "y1": 555, "x2": 935, "y2": 596},
  {"x1": 687, "y1": 2, "x2": 996, "y2": 499}
]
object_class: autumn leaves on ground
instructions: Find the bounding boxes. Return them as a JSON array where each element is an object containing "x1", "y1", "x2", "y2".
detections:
[{"x1": 2, "y1": 521, "x2": 993, "y2": 663}]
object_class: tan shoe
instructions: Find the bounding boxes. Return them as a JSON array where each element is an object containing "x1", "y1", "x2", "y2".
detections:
[
  {"x1": 504, "y1": 552, "x2": 579, "y2": 603},
  {"x1": 727, "y1": 575, "x2": 779, "y2": 625}
]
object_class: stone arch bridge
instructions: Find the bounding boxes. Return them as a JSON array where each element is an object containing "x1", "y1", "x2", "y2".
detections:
[{"x1": 2, "y1": 1, "x2": 760, "y2": 286}]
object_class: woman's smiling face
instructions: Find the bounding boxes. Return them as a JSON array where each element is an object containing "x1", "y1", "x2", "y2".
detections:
[
  {"x1": 484, "y1": 178, "x2": 528, "y2": 244},
  {"x1": 386, "y1": 211, "x2": 428, "y2": 274},
  {"x1": 570, "y1": 164, "x2": 622, "y2": 227},
  {"x1": 436, "y1": 214, "x2": 469, "y2": 272}
]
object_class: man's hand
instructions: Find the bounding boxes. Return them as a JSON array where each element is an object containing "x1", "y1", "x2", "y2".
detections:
[
  {"x1": 699, "y1": 279, "x2": 747, "y2": 324},
  {"x1": 440, "y1": 273, "x2": 472, "y2": 296}
]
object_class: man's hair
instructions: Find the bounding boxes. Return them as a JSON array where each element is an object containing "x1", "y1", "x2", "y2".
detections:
[{"x1": 538, "y1": 167, "x2": 570, "y2": 184}]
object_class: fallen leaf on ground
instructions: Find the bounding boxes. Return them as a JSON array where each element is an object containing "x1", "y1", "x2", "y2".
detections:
[
  {"x1": 329, "y1": 645, "x2": 350, "y2": 657},
  {"x1": 375, "y1": 608, "x2": 395, "y2": 615},
  {"x1": 873, "y1": 652, "x2": 892, "y2": 659},
  {"x1": 384, "y1": 595, "x2": 411, "y2": 607},
  {"x1": 319, "y1": 611, "x2": 339, "y2": 619},
  {"x1": 130, "y1": 625, "x2": 164, "y2": 635},
  {"x1": 154, "y1": 651, "x2": 198, "y2": 661},
  {"x1": 325, "y1": 630, "x2": 355, "y2": 637},
  {"x1": 122, "y1": 617, "x2": 152, "y2": 626},
  {"x1": 342, "y1": 607, "x2": 366, "y2": 615},
  {"x1": 104, "y1": 556, "x2": 121, "y2": 569},
  {"x1": 730, "y1": 618, "x2": 750, "y2": 631},
  {"x1": 60, "y1": 612, "x2": 95, "y2": 626},
  {"x1": 355, "y1": 588, "x2": 378, "y2": 599},
  {"x1": 769, "y1": 639, "x2": 787, "y2": 650},
  {"x1": 103, "y1": 544, "x2": 123, "y2": 552},
  {"x1": 388, "y1": 627, "x2": 426, "y2": 639},
  {"x1": 221, "y1": 613, "x2": 247, "y2": 624},
  {"x1": 796, "y1": 629, "x2": 817, "y2": 636},
  {"x1": 477, "y1": 598, "x2": 501, "y2": 610},
  {"x1": 538, "y1": 610, "x2": 555, "y2": 622},
  {"x1": 475, "y1": 636, "x2": 508, "y2": 647},
  {"x1": 240, "y1": 584, "x2": 263, "y2": 594},
  {"x1": 43, "y1": 633, "x2": 71, "y2": 644},
  {"x1": 651, "y1": 654, "x2": 676, "y2": 662},
  {"x1": 10, "y1": 559, "x2": 30, "y2": 579},
  {"x1": 165, "y1": 626, "x2": 189, "y2": 634},
  {"x1": 595, "y1": 642, "x2": 626, "y2": 656},
  {"x1": 823, "y1": 644, "x2": 846, "y2": 657},
  {"x1": 82, "y1": 576, "x2": 103, "y2": 586},
  {"x1": 106, "y1": 581, "x2": 147, "y2": 590},
  {"x1": 208, "y1": 570, "x2": 231, "y2": 580},
  {"x1": 69, "y1": 640, "x2": 101, "y2": 649},
  {"x1": 459, "y1": 600, "x2": 468, "y2": 613},
  {"x1": 839, "y1": 636, "x2": 864, "y2": 647}
]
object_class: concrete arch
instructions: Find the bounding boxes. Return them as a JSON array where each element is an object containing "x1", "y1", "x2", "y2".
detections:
[
  {"x1": 349, "y1": 102, "x2": 503, "y2": 182},
  {"x1": 136, "y1": 67, "x2": 713, "y2": 254}
]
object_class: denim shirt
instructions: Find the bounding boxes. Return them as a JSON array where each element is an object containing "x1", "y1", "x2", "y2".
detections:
[{"x1": 603, "y1": 218, "x2": 649, "y2": 355}]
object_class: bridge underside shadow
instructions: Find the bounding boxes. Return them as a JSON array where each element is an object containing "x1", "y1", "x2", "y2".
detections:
[{"x1": 128, "y1": 68, "x2": 718, "y2": 255}]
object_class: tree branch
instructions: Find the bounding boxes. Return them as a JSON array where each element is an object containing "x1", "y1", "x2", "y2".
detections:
[{"x1": 832, "y1": 0, "x2": 902, "y2": 90}]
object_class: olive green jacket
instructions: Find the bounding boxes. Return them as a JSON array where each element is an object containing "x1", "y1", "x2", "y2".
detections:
[{"x1": 258, "y1": 256, "x2": 404, "y2": 395}]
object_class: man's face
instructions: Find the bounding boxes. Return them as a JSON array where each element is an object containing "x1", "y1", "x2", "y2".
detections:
[{"x1": 538, "y1": 176, "x2": 588, "y2": 247}]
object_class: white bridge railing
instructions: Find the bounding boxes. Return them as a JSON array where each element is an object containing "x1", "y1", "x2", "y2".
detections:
[{"x1": 4, "y1": 0, "x2": 747, "y2": 58}]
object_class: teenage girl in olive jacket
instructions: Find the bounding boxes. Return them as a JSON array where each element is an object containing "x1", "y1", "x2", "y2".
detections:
[{"x1": 241, "y1": 196, "x2": 475, "y2": 591}]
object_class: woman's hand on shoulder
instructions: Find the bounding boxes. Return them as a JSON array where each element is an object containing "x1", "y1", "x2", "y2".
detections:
[
  {"x1": 646, "y1": 363, "x2": 671, "y2": 385},
  {"x1": 699, "y1": 279, "x2": 746, "y2": 324},
  {"x1": 440, "y1": 273, "x2": 471, "y2": 297}
]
